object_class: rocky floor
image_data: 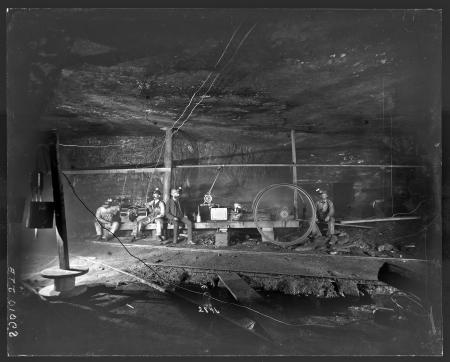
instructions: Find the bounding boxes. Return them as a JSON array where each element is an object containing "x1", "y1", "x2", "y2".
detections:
[
  {"x1": 9, "y1": 275, "x2": 442, "y2": 356},
  {"x1": 9, "y1": 221, "x2": 442, "y2": 356}
]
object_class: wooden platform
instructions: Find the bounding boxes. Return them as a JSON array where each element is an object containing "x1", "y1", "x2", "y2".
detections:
[
  {"x1": 41, "y1": 267, "x2": 89, "y2": 279},
  {"x1": 84, "y1": 240, "x2": 432, "y2": 282},
  {"x1": 119, "y1": 219, "x2": 300, "y2": 231}
]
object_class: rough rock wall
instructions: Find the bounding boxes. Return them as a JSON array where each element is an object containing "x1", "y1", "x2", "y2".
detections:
[{"x1": 60, "y1": 133, "x2": 429, "y2": 239}]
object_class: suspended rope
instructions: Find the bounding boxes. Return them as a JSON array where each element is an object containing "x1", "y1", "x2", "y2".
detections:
[
  {"x1": 172, "y1": 23, "x2": 257, "y2": 139},
  {"x1": 59, "y1": 143, "x2": 123, "y2": 148}
]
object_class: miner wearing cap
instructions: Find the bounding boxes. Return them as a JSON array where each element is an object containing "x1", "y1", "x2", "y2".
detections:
[
  {"x1": 94, "y1": 198, "x2": 121, "y2": 241},
  {"x1": 131, "y1": 188, "x2": 166, "y2": 242},
  {"x1": 166, "y1": 187, "x2": 194, "y2": 245},
  {"x1": 311, "y1": 190, "x2": 335, "y2": 237}
]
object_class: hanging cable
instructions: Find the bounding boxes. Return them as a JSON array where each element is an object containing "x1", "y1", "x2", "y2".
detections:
[
  {"x1": 139, "y1": 23, "x2": 247, "y2": 180},
  {"x1": 142, "y1": 22, "x2": 257, "y2": 184},
  {"x1": 172, "y1": 23, "x2": 257, "y2": 138},
  {"x1": 170, "y1": 22, "x2": 242, "y2": 131},
  {"x1": 392, "y1": 200, "x2": 425, "y2": 217},
  {"x1": 215, "y1": 23, "x2": 242, "y2": 67},
  {"x1": 59, "y1": 143, "x2": 124, "y2": 148}
]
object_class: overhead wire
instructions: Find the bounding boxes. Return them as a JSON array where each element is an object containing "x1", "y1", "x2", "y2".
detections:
[
  {"x1": 60, "y1": 25, "x2": 245, "y2": 180},
  {"x1": 172, "y1": 23, "x2": 257, "y2": 139},
  {"x1": 141, "y1": 22, "x2": 256, "y2": 197},
  {"x1": 170, "y1": 22, "x2": 242, "y2": 131},
  {"x1": 139, "y1": 22, "x2": 247, "y2": 194}
]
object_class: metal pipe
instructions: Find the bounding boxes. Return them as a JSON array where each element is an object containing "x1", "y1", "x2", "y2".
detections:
[{"x1": 339, "y1": 216, "x2": 420, "y2": 224}]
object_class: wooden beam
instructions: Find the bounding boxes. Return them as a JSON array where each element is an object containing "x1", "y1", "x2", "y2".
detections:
[
  {"x1": 63, "y1": 164, "x2": 425, "y2": 174},
  {"x1": 62, "y1": 168, "x2": 170, "y2": 175},
  {"x1": 175, "y1": 163, "x2": 425, "y2": 169},
  {"x1": 49, "y1": 130, "x2": 70, "y2": 270},
  {"x1": 291, "y1": 130, "x2": 298, "y2": 219},
  {"x1": 339, "y1": 216, "x2": 420, "y2": 224},
  {"x1": 118, "y1": 219, "x2": 301, "y2": 231},
  {"x1": 217, "y1": 272, "x2": 263, "y2": 304},
  {"x1": 79, "y1": 242, "x2": 431, "y2": 282},
  {"x1": 162, "y1": 128, "x2": 173, "y2": 204},
  {"x1": 334, "y1": 223, "x2": 373, "y2": 229}
]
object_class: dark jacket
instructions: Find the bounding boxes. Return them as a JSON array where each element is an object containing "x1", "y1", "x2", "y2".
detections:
[{"x1": 166, "y1": 198, "x2": 184, "y2": 221}]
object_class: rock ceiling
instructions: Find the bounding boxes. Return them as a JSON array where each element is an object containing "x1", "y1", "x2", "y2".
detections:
[{"x1": 7, "y1": 8, "x2": 441, "y2": 149}]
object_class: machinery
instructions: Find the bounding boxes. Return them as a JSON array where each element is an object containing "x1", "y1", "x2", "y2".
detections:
[
  {"x1": 252, "y1": 183, "x2": 316, "y2": 246},
  {"x1": 202, "y1": 166, "x2": 224, "y2": 208}
]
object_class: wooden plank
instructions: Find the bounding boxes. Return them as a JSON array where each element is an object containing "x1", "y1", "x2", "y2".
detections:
[
  {"x1": 340, "y1": 216, "x2": 420, "y2": 224},
  {"x1": 217, "y1": 272, "x2": 263, "y2": 304},
  {"x1": 334, "y1": 223, "x2": 373, "y2": 229},
  {"x1": 162, "y1": 127, "x2": 173, "y2": 204},
  {"x1": 175, "y1": 164, "x2": 424, "y2": 169},
  {"x1": 291, "y1": 130, "x2": 298, "y2": 219},
  {"x1": 49, "y1": 130, "x2": 70, "y2": 270},
  {"x1": 194, "y1": 220, "x2": 300, "y2": 228},
  {"x1": 62, "y1": 167, "x2": 170, "y2": 175},
  {"x1": 63, "y1": 165, "x2": 424, "y2": 174},
  {"x1": 77, "y1": 242, "x2": 431, "y2": 283},
  {"x1": 118, "y1": 220, "x2": 301, "y2": 231},
  {"x1": 41, "y1": 267, "x2": 89, "y2": 278}
]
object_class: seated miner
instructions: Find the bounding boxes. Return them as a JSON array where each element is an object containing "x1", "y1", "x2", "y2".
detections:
[
  {"x1": 311, "y1": 190, "x2": 335, "y2": 237},
  {"x1": 131, "y1": 188, "x2": 166, "y2": 242},
  {"x1": 166, "y1": 187, "x2": 194, "y2": 245},
  {"x1": 94, "y1": 198, "x2": 121, "y2": 241}
]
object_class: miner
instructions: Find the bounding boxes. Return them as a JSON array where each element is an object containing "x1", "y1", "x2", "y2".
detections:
[
  {"x1": 131, "y1": 188, "x2": 166, "y2": 242},
  {"x1": 94, "y1": 198, "x2": 121, "y2": 241},
  {"x1": 312, "y1": 190, "x2": 335, "y2": 237},
  {"x1": 166, "y1": 187, "x2": 194, "y2": 245}
]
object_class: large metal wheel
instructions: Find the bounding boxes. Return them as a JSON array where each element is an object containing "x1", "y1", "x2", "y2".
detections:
[{"x1": 252, "y1": 183, "x2": 316, "y2": 247}]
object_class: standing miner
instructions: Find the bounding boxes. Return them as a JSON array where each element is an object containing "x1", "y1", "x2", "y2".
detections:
[
  {"x1": 311, "y1": 190, "x2": 335, "y2": 237},
  {"x1": 166, "y1": 187, "x2": 194, "y2": 245}
]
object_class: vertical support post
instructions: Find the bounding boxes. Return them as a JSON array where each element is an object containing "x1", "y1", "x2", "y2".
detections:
[
  {"x1": 48, "y1": 130, "x2": 69, "y2": 270},
  {"x1": 162, "y1": 127, "x2": 173, "y2": 204},
  {"x1": 291, "y1": 130, "x2": 298, "y2": 219}
]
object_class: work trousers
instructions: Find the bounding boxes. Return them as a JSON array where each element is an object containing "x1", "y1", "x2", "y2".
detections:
[
  {"x1": 311, "y1": 216, "x2": 335, "y2": 237},
  {"x1": 95, "y1": 221, "x2": 120, "y2": 238},
  {"x1": 172, "y1": 217, "x2": 193, "y2": 243},
  {"x1": 132, "y1": 216, "x2": 164, "y2": 237}
]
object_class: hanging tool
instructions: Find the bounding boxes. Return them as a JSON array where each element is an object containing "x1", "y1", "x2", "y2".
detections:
[
  {"x1": 203, "y1": 165, "x2": 224, "y2": 206},
  {"x1": 29, "y1": 171, "x2": 44, "y2": 238},
  {"x1": 26, "y1": 170, "x2": 54, "y2": 231},
  {"x1": 36, "y1": 172, "x2": 43, "y2": 238}
]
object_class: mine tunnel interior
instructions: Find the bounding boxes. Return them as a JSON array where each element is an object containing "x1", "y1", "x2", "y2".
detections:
[{"x1": 6, "y1": 8, "x2": 442, "y2": 356}]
